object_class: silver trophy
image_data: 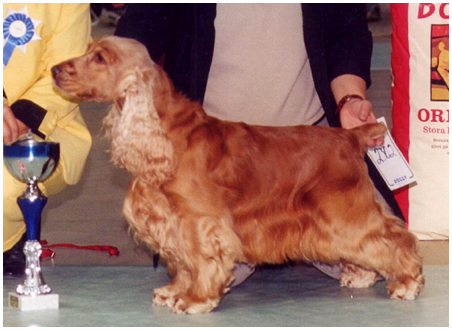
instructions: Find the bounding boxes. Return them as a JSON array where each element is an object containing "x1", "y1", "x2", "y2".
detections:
[{"x1": 4, "y1": 132, "x2": 60, "y2": 310}]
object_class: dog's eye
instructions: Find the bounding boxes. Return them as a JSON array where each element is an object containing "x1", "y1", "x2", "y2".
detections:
[{"x1": 94, "y1": 52, "x2": 106, "y2": 64}]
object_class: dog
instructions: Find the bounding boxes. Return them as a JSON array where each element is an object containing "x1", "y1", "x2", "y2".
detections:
[{"x1": 52, "y1": 36, "x2": 424, "y2": 314}]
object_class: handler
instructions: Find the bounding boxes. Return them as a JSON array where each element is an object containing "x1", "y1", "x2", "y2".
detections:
[{"x1": 3, "y1": 3, "x2": 92, "y2": 276}]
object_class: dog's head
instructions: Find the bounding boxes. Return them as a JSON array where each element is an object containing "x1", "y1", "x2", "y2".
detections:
[
  {"x1": 52, "y1": 35, "x2": 155, "y2": 102},
  {"x1": 54, "y1": 36, "x2": 176, "y2": 186}
]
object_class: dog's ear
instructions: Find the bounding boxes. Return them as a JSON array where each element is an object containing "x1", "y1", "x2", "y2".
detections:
[
  {"x1": 116, "y1": 68, "x2": 140, "y2": 100},
  {"x1": 115, "y1": 67, "x2": 152, "y2": 109},
  {"x1": 119, "y1": 66, "x2": 155, "y2": 97},
  {"x1": 140, "y1": 68, "x2": 154, "y2": 87},
  {"x1": 120, "y1": 67, "x2": 159, "y2": 119},
  {"x1": 108, "y1": 65, "x2": 177, "y2": 186}
]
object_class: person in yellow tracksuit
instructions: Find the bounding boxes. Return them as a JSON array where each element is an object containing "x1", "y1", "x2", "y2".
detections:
[{"x1": 3, "y1": 3, "x2": 92, "y2": 275}]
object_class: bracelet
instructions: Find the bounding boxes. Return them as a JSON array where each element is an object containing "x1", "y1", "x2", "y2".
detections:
[{"x1": 336, "y1": 94, "x2": 364, "y2": 114}]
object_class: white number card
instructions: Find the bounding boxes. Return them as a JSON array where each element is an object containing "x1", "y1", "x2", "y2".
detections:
[{"x1": 367, "y1": 117, "x2": 417, "y2": 191}]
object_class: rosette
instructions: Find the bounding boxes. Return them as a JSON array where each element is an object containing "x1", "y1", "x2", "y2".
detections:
[{"x1": 3, "y1": 6, "x2": 41, "y2": 66}]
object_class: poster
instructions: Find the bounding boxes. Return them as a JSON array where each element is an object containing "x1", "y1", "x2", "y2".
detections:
[{"x1": 391, "y1": 3, "x2": 449, "y2": 239}]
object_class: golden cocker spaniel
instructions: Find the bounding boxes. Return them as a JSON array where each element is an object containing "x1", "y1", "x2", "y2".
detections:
[{"x1": 52, "y1": 36, "x2": 424, "y2": 314}]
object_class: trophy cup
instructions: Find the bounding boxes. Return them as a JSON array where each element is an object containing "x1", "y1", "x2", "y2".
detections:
[{"x1": 4, "y1": 132, "x2": 60, "y2": 311}]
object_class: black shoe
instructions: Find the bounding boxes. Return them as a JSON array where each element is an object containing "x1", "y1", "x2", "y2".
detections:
[{"x1": 3, "y1": 233, "x2": 27, "y2": 277}]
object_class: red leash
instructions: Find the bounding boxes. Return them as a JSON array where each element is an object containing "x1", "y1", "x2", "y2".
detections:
[{"x1": 40, "y1": 240, "x2": 120, "y2": 259}]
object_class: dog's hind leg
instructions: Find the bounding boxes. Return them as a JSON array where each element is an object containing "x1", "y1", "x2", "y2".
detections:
[
  {"x1": 353, "y1": 215, "x2": 424, "y2": 300},
  {"x1": 380, "y1": 221, "x2": 424, "y2": 300}
]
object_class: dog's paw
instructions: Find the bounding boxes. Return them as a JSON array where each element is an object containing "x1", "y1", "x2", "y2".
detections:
[
  {"x1": 172, "y1": 295, "x2": 219, "y2": 314},
  {"x1": 340, "y1": 264, "x2": 380, "y2": 288},
  {"x1": 387, "y1": 275, "x2": 425, "y2": 300},
  {"x1": 153, "y1": 286, "x2": 177, "y2": 307}
]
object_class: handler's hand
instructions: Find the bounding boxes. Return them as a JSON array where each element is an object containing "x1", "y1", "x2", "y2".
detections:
[
  {"x1": 339, "y1": 99, "x2": 384, "y2": 148},
  {"x1": 3, "y1": 103, "x2": 29, "y2": 143}
]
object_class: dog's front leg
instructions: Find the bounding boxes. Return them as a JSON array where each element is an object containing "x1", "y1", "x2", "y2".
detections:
[
  {"x1": 123, "y1": 179, "x2": 196, "y2": 307},
  {"x1": 170, "y1": 214, "x2": 243, "y2": 314},
  {"x1": 153, "y1": 264, "x2": 191, "y2": 308}
]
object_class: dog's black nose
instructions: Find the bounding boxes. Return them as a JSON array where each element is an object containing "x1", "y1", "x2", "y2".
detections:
[{"x1": 51, "y1": 65, "x2": 62, "y2": 79}]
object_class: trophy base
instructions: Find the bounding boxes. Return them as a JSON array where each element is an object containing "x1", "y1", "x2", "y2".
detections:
[{"x1": 8, "y1": 292, "x2": 59, "y2": 311}]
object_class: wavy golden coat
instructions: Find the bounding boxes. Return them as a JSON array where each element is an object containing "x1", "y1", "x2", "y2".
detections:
[{"x1": 52, "y1": 36, "x2": 424, "y2": 314}]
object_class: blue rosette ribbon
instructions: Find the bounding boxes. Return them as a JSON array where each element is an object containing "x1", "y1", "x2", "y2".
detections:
[{"x1": 3, "y1": 13, "x2": 35, "y2": 66}]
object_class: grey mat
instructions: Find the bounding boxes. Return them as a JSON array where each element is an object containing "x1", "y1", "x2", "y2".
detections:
[{"x1": 3, "y1": 264, "x2": 448, "y2": 327}]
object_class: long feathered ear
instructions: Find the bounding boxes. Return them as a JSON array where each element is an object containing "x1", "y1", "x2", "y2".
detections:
[{"x1": 103, "y1": 67, "x2": 177, "y2": 186}]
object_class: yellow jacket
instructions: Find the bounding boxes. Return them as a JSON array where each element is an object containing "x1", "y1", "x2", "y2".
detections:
[{"x1": 3, "y1": 3, "x2": 92, "y2": 185}]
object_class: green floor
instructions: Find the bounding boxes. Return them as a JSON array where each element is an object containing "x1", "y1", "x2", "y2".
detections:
[{"x1": 3, "y1": 264, "x2": 448, "y2": 327}]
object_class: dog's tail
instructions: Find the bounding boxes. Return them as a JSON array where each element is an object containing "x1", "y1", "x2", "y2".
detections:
[{"x1": 351, "y1": 123, "x2": 387, "y2": 151}]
